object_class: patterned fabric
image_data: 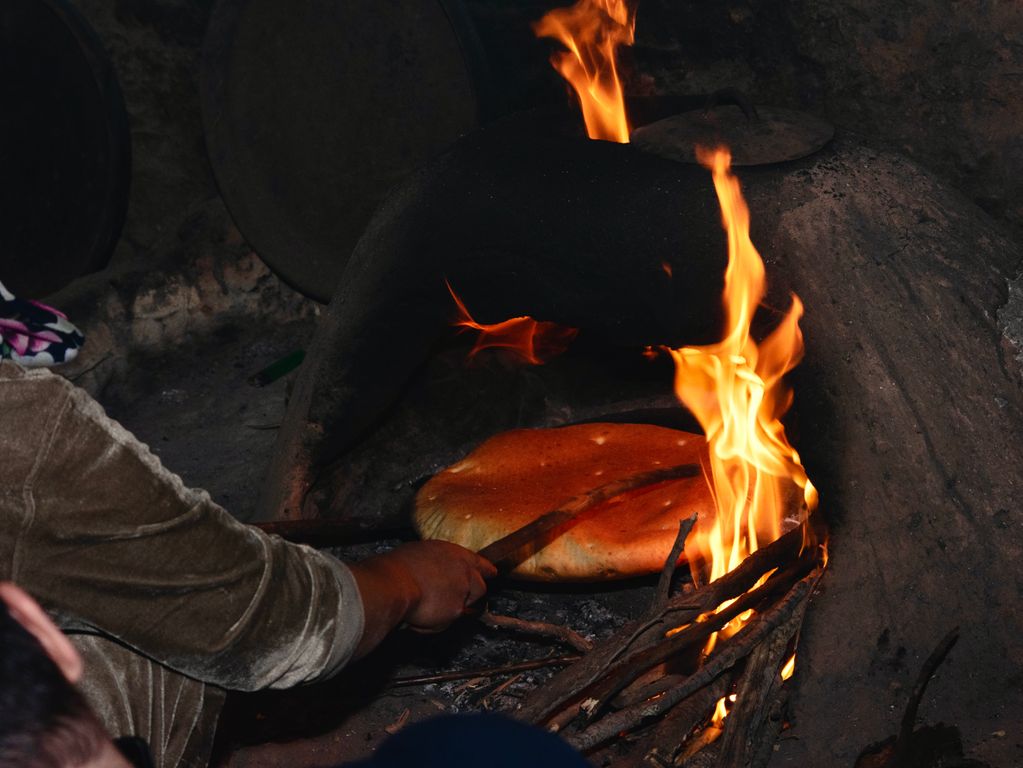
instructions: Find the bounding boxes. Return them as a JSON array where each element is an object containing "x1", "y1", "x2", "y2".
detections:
[{"x1": 0, "y1": 280, "x2": 84, "y2": 366}]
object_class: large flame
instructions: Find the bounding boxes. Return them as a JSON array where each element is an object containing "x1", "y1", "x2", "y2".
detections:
[
  {"x1": 669, "y1": 148, "x2": 818, "y2": 589},
  {"x1": 448, "y1": 281, "x2": 579, "y2": 365},
  {"x1": 533, "y1": 0, "x2": 636, "y2": 143}
]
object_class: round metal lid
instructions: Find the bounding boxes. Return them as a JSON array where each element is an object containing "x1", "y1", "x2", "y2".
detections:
[
  {"x1": 201, "y1": 0, "x2": 484, "y2": 302},
  {"x1": 0, "y1": 0, "x2": 130, "y2": 298},
  {"x1": 631, "y1": 105, "x2": 834, "y2": 167}
]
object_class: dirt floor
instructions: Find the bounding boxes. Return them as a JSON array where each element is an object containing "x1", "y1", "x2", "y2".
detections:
[
  {"x1": 99, "y1": 317, "x2": 311, "y2": 523},
  {"x1": 212, "y1": 572, "x2": 656, "y2": 767}
]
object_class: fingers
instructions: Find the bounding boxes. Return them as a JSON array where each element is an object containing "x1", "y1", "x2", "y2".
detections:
[
  {"x1": 465, "y1": 568, "x2": 488, "y2": 606},
  {"x1": 393, "y1": 541, "x2": 499, "y2": 633},
  {"x1": 475, "y1": 553, "x2": 499, "y2": 578}
]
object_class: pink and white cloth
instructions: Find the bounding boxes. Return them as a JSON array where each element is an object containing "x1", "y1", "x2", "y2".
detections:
[{"x1": 0, "y1": 281, "x2": 84, "y2": 367}]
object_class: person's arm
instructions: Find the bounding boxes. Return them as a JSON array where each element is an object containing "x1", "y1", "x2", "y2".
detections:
[
  {"x1": 348, "y1": 541, "x2": 496, "y2": 658},
  {"x1": 9, "y1": 367, "x2": 491, "y2": 690}
]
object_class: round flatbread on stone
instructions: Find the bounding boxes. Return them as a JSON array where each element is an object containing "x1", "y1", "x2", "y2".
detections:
[{"x1": 414, "y1": 423, "x2": 715, "y2": 581}]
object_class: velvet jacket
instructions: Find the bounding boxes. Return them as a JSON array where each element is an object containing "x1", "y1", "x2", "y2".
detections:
[{"x1": 0, "y1": 363, "x2": 365, "y2": 767}]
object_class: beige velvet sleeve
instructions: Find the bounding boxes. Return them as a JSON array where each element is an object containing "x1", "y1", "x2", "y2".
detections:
[{"x1": 2, "y1": 364, "x2": 365, "y2": 691}]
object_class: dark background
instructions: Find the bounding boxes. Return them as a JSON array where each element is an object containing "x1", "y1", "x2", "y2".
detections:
[{"x1": 68, "y1": 0, "x2": 1023, "y2": 256}]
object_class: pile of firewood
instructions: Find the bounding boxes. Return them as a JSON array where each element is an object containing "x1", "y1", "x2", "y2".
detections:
[{"x1": 515, "y1": 519, "x2": 827, "y2": 767}]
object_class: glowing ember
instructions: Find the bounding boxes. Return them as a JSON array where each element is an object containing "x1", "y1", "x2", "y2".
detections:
[
  {"x1": 780, "y1": 653, "x2": 796, "y2": 681},
  {"x1": 663, "y1": 147, "x2": 818, "y2": 660},
  {"x1": 447, "y1": 281, "x2": 578, "y2": 365},
  {"x1": 533, "y1": 0, "x2": 636, "y2": 143}
]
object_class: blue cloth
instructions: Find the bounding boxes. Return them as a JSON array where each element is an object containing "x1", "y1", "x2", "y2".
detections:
[{"x1": 346, "y1": 713, "x2": 589, "y2": 768}]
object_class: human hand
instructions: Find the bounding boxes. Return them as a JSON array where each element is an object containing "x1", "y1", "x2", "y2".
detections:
[
  {"x1": 349, "y1": 541, "x2": 497, "y2": 655},
  {"x1": 383, "y1": 541, "x2": 497, "y2": 632}
]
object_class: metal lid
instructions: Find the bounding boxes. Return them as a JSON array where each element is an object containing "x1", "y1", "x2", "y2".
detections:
[
  {"x1": 201, "y1": 0, "x2": 484, "y2": 302},
  {"x1": 0, "y1": 0, "x2": 130, "y2": 297},
  {"x1": 631, "y1": 105, "x2": 834, "y2": 167}
]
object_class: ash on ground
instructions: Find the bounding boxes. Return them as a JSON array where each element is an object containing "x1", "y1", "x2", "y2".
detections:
[{"x1": 333, "y1": 539, "x2": 659, "y2": 716}]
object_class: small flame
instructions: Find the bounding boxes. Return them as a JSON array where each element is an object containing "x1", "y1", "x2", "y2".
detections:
[
  {"x1": 780, "y1": 653, "x2": 796, "y2": 681},
  {"x1": 711, "y1": 693, "x2": 737, "y2": 728},
  {"x1": 447, "y1": 281, "x2": 578, "y2": 365},
  {"x1": 533, "y1": 0, "x2": 636, "y2": 143}
]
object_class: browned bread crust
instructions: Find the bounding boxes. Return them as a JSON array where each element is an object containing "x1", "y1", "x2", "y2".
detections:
[{"x1": 414, "y1": 423, "x2": 715, "y2": 581}]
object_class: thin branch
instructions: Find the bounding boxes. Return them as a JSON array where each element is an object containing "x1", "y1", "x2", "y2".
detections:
[
  {"x1": 67, "y1": 352, "x2": 113, "y2": 382},
  {"x1": 479, "y1": 611, "x2": 593, "y2": 653},
  {"x1": 602, "y1": 516, "x2": 697, "y2": 676},
  {"x1": 388, "y1": 655, "x2": 581, "y2": 688},
  {"x1": 892, "y1": 627, "x2": 960, "y2": 766},
  {"x1": 655, "y1": 516, "x2": 697, "y2": 607}
]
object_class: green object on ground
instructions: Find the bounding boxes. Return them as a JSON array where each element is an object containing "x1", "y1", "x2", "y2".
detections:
[{"x1": 249, "y1": 349, "x2": 305, "y2": 387}]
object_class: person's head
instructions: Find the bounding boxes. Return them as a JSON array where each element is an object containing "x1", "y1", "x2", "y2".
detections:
[{"x1": 0, "y1": 583, "x2": 128, "y2": 768}]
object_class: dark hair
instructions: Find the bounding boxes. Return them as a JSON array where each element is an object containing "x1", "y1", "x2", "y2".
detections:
[{"x1": 0, "y1": 601, "x2": 105, "y2": 768}]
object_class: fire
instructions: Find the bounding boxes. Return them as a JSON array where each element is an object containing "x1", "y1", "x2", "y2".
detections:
[
  {"x1": 669, "y1": 146, "x2": 818, "y2": 596},
  {"x1": 780, "y1": 653, "x2": 796, "y2": 681},
  {"x1": 447, "y1": 281, "x2": 578, "y2": 365},
  {"x1": 711, "y1": 693, "x2": 737, "y2": 728},
  {"x1": 533, "y1": 0, "x2": 636, "y2": 143}
]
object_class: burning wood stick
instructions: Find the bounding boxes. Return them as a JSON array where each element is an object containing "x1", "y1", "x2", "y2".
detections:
[
  {"x1": 582, "y1": 552, "x2": 817, "y2": 722},
  {"x1": 713, "y1": 585, "x2": 811, "y2": 767},
  {"x1": 479, "y1": 610, "x2": 593, "y2": 653},
  {"x1": 614, "y1": 673, "x2": 688, "y2": 710},
  {"x1": 618, "y1": 675, "x2": 732, "y2": 768},
  {"x1": 564, "y1": 575, "x2": 816, "y2": 752},
  {"x1": 517, "y1": 522, "x2": 812, "y2": 727}
]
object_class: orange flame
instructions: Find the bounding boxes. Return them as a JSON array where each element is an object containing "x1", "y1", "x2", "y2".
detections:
[
  {"x1": 711, "y1": 693, "x2": 737, "y2": 728},
  {"x1": 447, "y1": 282, "x2": 578, "y2": 365},
  {"x1": 533, "y1": 0, "x2": 636, "y2": 143},
  {"x1": 670, "y1": 146, "x2": 818, "y2": 592},
  {"x1": 780, "y1": 653, "x2": 796, "y2": 681}
]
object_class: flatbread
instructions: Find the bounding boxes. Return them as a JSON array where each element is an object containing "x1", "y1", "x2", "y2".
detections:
[{"x1": 414, "y1": 423, "x2": 715, "y2": 581}]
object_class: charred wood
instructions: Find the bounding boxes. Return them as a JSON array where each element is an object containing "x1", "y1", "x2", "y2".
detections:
[
  {"x1": 564, "y1": 575, "x2": 815, "y2": 752},
  {"x1": 713, "y1": 586, "x2": 809, "y2": 768},
  {"x1": 478, "y1": 610, "x2": 593, "y2": 653},
  {"x1": 517, "y1": 523, "x2": 812, "y2": 727}
]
